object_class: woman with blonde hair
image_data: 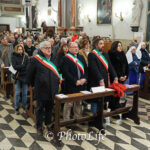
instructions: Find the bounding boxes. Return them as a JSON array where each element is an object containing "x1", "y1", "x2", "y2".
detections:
[
  {"x1": 11, "y1": 44, "x2": 28, "y2": 114},
  {"x1": 79, "y1": 39, "x2": 90, "y2": 66}
]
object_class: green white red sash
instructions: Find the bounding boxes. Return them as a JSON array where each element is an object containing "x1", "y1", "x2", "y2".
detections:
[
  {"x1": 92, "y1": 49, "x2": 109, "y2": 72},
  {"x1": 34, "y1": 54, "x2": 61, "y2": 80},
  {"x1": 65, "y1": 53, "x2": 84, "y2": 74}
]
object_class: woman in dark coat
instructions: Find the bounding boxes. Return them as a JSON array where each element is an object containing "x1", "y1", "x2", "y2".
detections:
[
  {"x1": 11, "y1": 44, "x2": 28, "y2": 114},
  {"x1": 108, "y1": 41, "x2": 129, "y2": 115},
  {"x1": 108, "y1": 41, "x2": 129, "y2": 82},
  {"x1": 56, "y1": 43, "x2": 68, "y2": 72}
]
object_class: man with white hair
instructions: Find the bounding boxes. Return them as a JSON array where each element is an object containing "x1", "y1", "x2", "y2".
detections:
[{"x1": 27, "y1": 41, "x2": 60, "y2": 136}]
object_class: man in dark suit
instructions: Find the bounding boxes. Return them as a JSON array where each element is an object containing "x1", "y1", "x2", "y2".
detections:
[
  {"x1": 27, "y1": 41, "x2": 59, "y2": 136},
  {"x1": 60, "y1": 42, "x2": 87, "y2": 120},
  {"x1": 88, "y1": 38, "x2": 118, "y2": 128}
]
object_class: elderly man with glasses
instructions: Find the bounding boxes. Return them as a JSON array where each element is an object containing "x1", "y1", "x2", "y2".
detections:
[
  {"x1": 60, "y1": 42, "x2": 87, "y2": 121},
  {"x1": 27, "y1": 41, "x2": 60, "y2": 136}
]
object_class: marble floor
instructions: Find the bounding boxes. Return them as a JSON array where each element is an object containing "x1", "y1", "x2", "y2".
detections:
[{"x1": 0, "y1": 93, "x2": 150, "y2": 150}]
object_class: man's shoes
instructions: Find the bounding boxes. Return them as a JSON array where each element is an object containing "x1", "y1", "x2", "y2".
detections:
[
  {"x1": 15, "y1": 108, "x2": 19, "y2": 115},
  {"x1": 22, "y1": 107, "x2": 26, "y2": 113},
  {"x1": 46, "y1": 124, "x2": 54, "y2": 132},
  {"x1": 37, "y1": 128, "x2": 43, "y2": 136}
]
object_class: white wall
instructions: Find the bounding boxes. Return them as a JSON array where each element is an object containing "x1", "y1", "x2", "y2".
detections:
[
  {"x1": 79, "y1": 0, "x2": 147, "y2": 40},
  {"x1": 0, "y1": 17, "x2": 21, "y2": 32},
  {"x1": 0, "y1": 0, "x2": 148, "y2": 40}
]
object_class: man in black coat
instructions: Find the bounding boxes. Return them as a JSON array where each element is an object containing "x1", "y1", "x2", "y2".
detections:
[
  {"x1": 60, "y1": 42, "x2": 87, "y2": 120},
  {"x1": 88, "y1": 38, "x2": 118, "y2": 128},
  {"x1": 27, "y1": 41, "x2": 59, "y2": 136}
]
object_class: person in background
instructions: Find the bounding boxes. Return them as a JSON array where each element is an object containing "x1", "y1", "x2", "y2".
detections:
[
  {"x1": 56, "y1": 43, "x2": 68, "y2": 72},
  {"x1": 79, "y1": 39, "x2": 90, "y2": 66},
  {"x1": 24, "y1": 38, "x2": 35, "y2": 58},
  {"x1": 136, "y1": 42, "x2": 150, "y2": 88},
  {"x1": 126, "y1": 46, "x2": 140, "y2": 89},
  {"x1": 72, "y1": 32, "x2": 78, "y2": 42},
  {"x1": 11, "y1": 44, "x2": 28, "y2": 114},
  {"x1": 33, "y1": 42, "x2": 39, "y2": 56},
  {"x1": 0, "y1": 35, "x2": 13, "y2": 68},
  {"x1": 56, "y1": 44, "x2": 69, "y2": 94}
]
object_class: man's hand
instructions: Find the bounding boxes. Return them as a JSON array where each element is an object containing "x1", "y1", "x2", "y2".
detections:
[
  {"x1": 148, "y1": 64, "x2": 150, "y2": 67},
  {"x1": 1, "y1": 64, "x2": 5, "y2": 68},
  {"x1": 113, "y1": 79, "x2": 118, "y2": 83},
  {"x1": 80, "y1": 78, "x2": 86, "y2": 85},
  {"x1": 76, "y1": 80, "x2": 82, "y2": 86},
  {"x1": 99, "y1": 81, "x2": 105, "y2": 86}
]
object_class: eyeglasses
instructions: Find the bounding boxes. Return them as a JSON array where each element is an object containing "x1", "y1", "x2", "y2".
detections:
[
  {"x1": 43, "y1": 47, "x2": 51, "y2": 50},
  {"x1": 70, "y1": 46, "x2": 78, "y2": 48}
]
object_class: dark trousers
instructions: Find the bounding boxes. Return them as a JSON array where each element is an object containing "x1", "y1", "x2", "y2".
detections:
[
  {"x1": 36, "y1": 100, "x2": 53, "y2": 129},
  {"x1": 109, "y1": 96, "x2": 120, "y2": 111}
]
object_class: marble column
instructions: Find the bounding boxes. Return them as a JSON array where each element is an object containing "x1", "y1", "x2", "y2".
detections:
[
  {"x1": 71, "y1": 0, "x2": 76, "y2": 28},
  {"x1": 58, "y1": 0, "x2": 62, "y2": 27},
  {"x1": 29, "y1": 5, "x2": 32, "y2": 29},
  {"x1": 25, "y1": 1, "x2": 32, "y2": 29}
]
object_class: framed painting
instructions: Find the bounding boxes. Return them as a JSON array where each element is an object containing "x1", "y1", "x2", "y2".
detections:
[
  {"x1": 0, "y1": 0, "x2": 21, "y2": 5},
  {"x1": 97, "y1": 0, "x2": 113, "y2": 24}
]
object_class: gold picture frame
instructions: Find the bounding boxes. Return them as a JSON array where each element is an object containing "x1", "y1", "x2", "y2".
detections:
[{"x1": 97, "y1": 0, "x2": 113, "y2": 24}]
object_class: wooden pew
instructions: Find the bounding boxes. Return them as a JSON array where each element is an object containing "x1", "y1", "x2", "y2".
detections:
[
  {"x1": 139, "y1": 70, "x2": 150, "y2": 100},
  {"x1": 26, "y1": 86, "x2": 36, "y2": 122},
  {"x1": 54, "y1": 85, "x2": 140, "y2": 145},
  {"x1": 0, "y1": 68, "x2": 13, "y2": 98}
]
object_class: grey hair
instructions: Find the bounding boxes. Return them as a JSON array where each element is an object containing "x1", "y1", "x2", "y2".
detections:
[
  {"x1": 61, "y1": 38, "x2": 67, "y2": 44},
  {"x1": 68, "y1": 42, "x2": 77, "y2": 48},
  {"x1": 39, "y1": 41, "x2": 51, "y2": 49}
]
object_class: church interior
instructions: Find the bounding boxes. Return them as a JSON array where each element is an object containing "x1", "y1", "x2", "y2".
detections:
[{"x1": 0, "y1": 0, "x2": 150, "y2": 149}]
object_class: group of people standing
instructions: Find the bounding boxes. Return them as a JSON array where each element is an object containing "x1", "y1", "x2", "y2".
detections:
[{"x1": 0, "y1": 31, "x2": 150, "y2": 136}]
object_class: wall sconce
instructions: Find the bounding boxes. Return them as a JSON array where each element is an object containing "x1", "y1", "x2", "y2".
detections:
[
  {"x1": 115, "y1": 12, "x2": 124, "y2": 21},
  {"x1": 85, "y1": 15, "x2": 91, "y2": 23}
]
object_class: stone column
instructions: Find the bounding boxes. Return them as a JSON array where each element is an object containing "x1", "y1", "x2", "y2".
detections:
[
  {"x1": 25, "y1": 1, "x2": 32, "y2": 29},
  {"x1": 58, "y1": 0, "x2": 62, "y2": 27},
  {"x1": 71, "y1": 0, "x2": 76, "y2": 28}
]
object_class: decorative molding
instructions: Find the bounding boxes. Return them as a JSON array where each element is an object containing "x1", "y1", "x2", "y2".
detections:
[
  {"x1": 0, "y1": 0, "x2": 21, "y2": 5},
  {"x1": 4, "y1": 7, "x2": 21, "y2": 12}
]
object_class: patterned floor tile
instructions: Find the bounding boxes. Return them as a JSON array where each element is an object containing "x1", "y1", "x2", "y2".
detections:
[{"x1": 0, "y1": 94, "x2": 149, "y2": 149}]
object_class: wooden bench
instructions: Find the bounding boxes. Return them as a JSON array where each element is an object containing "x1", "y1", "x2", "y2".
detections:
[
  {"x1": 139, "y1": 70, "x2": 150, "y2": 100},
  {"x1": 0, "y1": 68, "x2": 13, "y2": 98},
  {"x1": 26, "y1": 86, "x2": 36, "y2": 122},
  {"x1": 53, "y1": 85, "x2": 140, "y2": 145}
]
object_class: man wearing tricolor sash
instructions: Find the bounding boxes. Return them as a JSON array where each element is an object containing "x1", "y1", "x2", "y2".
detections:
[
  {"x1": 88, "y1": 38, "x2": 118, "y2": 128},
  {"x1": 27, "y1": 41, "x2": 59, "y2": 136},
  {"x1": 60, "y1": 42, "x2": 87, "y2": 121}
]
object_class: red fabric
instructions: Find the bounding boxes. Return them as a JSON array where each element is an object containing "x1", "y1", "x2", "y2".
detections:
[
  {"x1": 72, "y1": 35, "x2": 78, "y2": 42},
  {"x1": 109, "y1": 83, "x2": 126, "y2": 97}
]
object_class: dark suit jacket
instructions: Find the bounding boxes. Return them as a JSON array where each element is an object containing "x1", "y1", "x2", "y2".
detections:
[
  {"x1": 26, "y1": 50, "x2": 59, "y2": 101},
  {"x1": 88, "y1": 51, "x2": 117, "y2": 89},
  {"x1": 60, "y1": 53, "x2": 87, "y2": 94}
]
